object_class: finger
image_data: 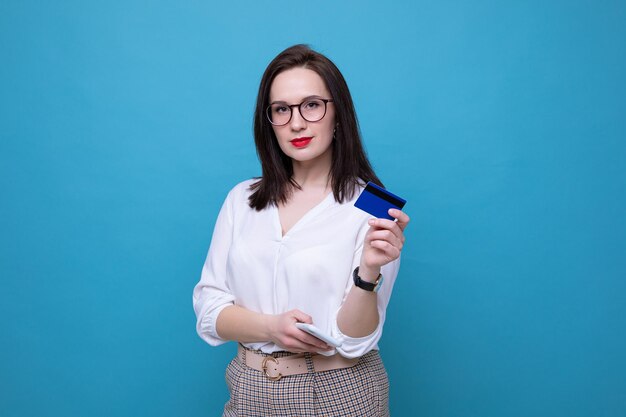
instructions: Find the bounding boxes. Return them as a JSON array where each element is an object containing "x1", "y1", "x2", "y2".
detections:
[
  {"x1": 285, "y1": 340, "x2": 328, "y2": 353},
  {"x1": 369, "y1": 240, "x2": 401, "y2": 260},
  {"x1": 388, "y1": 209, "x2": 410, "y2": 231},
  {"x1": 368, "y1": 218, "x2": 404, "y2": 242},
  {"x1": 295, "y1": 331, "x2": 332, "y2": 350},
  {"x1": 291, "y1": 310, "x2": 313, "y2": 324},
  {"x1": 293, "y1": 345, "x2": 332, "y2": 354},
  {"x1": 366, "y1": 229, "x2": 403, "y2": 250},
  {"x1": 285, "y1": 331, "x2": 331, "y2": 352}
]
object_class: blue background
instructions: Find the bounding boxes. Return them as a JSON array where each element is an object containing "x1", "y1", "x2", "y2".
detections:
[{"x1": 1, "y1": 1, "x2": 625, "y2": 416}]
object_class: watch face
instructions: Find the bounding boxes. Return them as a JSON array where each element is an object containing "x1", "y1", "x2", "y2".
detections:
[{"x1": 373, "y1": 276, "x2": 384, "y2": 292}]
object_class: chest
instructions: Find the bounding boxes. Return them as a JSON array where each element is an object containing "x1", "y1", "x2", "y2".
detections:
[{"x1": 277, "y1": 190, "x2": 331, "y2": 236}]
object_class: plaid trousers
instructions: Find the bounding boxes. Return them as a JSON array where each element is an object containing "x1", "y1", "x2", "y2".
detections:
[{"x1": 222, "y1": 348, "x2": 390, "y2": 417}]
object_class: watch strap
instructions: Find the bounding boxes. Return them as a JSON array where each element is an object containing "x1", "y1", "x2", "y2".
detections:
[{"x1": 353, "y1": 267, "x2": 382, "y2": 292}]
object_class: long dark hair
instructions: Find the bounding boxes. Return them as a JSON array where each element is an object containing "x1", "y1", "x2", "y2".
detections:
[{"x1": 248, "y1": 44, "x2": 382, "y2": 210}]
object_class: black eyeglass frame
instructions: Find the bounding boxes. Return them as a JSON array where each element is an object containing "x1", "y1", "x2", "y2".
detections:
[{"x1": 265, "y1": 98, "x2": 334, "y2": 126}]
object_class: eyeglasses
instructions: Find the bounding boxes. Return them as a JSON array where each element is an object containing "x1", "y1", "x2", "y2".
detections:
[{"x1": 266, "y1": 98, "x2": 334, "y2": 126}]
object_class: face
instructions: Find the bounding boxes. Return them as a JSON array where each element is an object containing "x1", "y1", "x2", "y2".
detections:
[{"x1": 268, "y1": 67, "x2": 336, "y2": 166}]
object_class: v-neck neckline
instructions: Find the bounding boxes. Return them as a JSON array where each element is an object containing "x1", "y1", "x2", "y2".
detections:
[{"x1": 274, "y1": 191, "x2": 334, "y2": 239}]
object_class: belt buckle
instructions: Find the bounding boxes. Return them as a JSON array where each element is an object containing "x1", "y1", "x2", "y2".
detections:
[{"x1": 261, "y1": 356, "x2": 282, "y2": 381}]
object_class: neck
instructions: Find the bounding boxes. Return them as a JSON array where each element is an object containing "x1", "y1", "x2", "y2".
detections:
[{"x1": 291, "y1": 148, "x2": 333, "y2": 190}]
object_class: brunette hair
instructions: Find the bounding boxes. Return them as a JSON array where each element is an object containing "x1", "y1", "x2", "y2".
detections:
[{"x1": 248, "y1": 44, "x2": 382, "y2": 210}]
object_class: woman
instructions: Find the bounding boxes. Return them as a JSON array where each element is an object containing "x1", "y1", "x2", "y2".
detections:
[{"x1": 193, "y1": 44, "x2": 409, "y2": 416}]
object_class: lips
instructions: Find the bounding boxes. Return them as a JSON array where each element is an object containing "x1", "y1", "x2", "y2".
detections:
[{"x1": 290, "y1": 137, "x2": 313, "y2": 148}]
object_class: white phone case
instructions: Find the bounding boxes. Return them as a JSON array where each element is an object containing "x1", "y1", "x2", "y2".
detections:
[{"x1": 295, "y1": 323, "x2": 343, "y2": 348}]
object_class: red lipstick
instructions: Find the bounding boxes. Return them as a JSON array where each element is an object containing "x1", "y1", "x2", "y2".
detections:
[{"x1": 290, "y1": 137, "x2": 313, "y2": 148}]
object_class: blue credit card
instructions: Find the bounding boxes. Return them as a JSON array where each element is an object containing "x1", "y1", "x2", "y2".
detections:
[{"x1": 354, "y1": 182, "x2": 406, "y2": 220}]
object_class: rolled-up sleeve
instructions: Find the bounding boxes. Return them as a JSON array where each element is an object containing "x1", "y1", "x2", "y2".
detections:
[
  {"x1": 331, "y1": 220, "x2": 401, "y2": 358},
  {"x1": 192, "y1": 189, "x2": 237, "y2": 346}
]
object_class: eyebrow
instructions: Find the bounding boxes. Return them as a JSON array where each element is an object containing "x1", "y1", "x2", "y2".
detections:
[{"x1": 269, "y1": 95, "x2": 324, "y2": 105}]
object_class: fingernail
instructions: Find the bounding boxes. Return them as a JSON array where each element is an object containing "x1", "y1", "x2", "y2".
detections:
[{"x1": 368, "y1": 219, "x2": 375, "y2": 225}]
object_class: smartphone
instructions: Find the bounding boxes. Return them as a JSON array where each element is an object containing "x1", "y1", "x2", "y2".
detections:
[{"x1": 295, "y1": 323, "x2": 343, "y2": 348}]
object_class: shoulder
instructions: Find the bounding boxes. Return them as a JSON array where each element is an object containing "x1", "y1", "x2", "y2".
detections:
[
  {"x1": 333, "y1": 180, "x2": 370, "y2": 224},
  {"x1": 227, "y1": 178, "x2": 257, "y2": 198},
  {"x1": 220, "y1": 178, "x2": 264, "y2": 215},
  {"x1": 342, "y1": 178, "x2": 367, "y2": 205}
]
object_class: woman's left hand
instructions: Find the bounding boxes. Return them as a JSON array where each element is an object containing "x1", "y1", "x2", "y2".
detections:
[{"x1": 359, "y1": 208, "x2": 410, "y2": 274}]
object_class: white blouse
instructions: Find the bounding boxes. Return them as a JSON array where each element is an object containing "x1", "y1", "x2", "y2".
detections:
[{"x1": 193, "y1": 179, "x2": 401, "y2": 358}]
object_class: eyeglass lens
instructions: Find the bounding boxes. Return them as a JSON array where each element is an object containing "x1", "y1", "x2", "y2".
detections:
[{"x1": 267, "y1": 99, "x2": 328, "y2": 125}]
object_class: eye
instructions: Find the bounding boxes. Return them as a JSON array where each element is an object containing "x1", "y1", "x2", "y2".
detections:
[
  {"x1": 273, "y1": 105, "x2": 289, "y2": 114},
  {"x1": 303, "y1": 100, "x2": 321, "y2": 110}
]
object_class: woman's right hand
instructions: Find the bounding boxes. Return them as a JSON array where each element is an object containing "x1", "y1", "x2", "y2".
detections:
[{"x1": 267, "y1": 309, "x2": 332, "y2": 353}]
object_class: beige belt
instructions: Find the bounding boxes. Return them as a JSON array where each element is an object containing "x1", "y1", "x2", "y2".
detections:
[{"x1": 238, "y1": 345, "x2": 359, "y2": 381}]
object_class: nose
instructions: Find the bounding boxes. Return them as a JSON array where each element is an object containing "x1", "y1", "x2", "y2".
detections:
[{"x1": 289, "y1": 106, "x2": 307, "y2": 131}]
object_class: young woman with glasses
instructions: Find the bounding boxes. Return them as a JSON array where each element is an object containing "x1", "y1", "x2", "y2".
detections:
[{"x1": 193, "y1": 44, "x2": 410, "y2": 416}]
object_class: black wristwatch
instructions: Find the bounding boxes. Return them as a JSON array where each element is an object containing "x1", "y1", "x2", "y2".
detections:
[{"x1": 353, "y1": 267, "x2": 383, "y2": 292}]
